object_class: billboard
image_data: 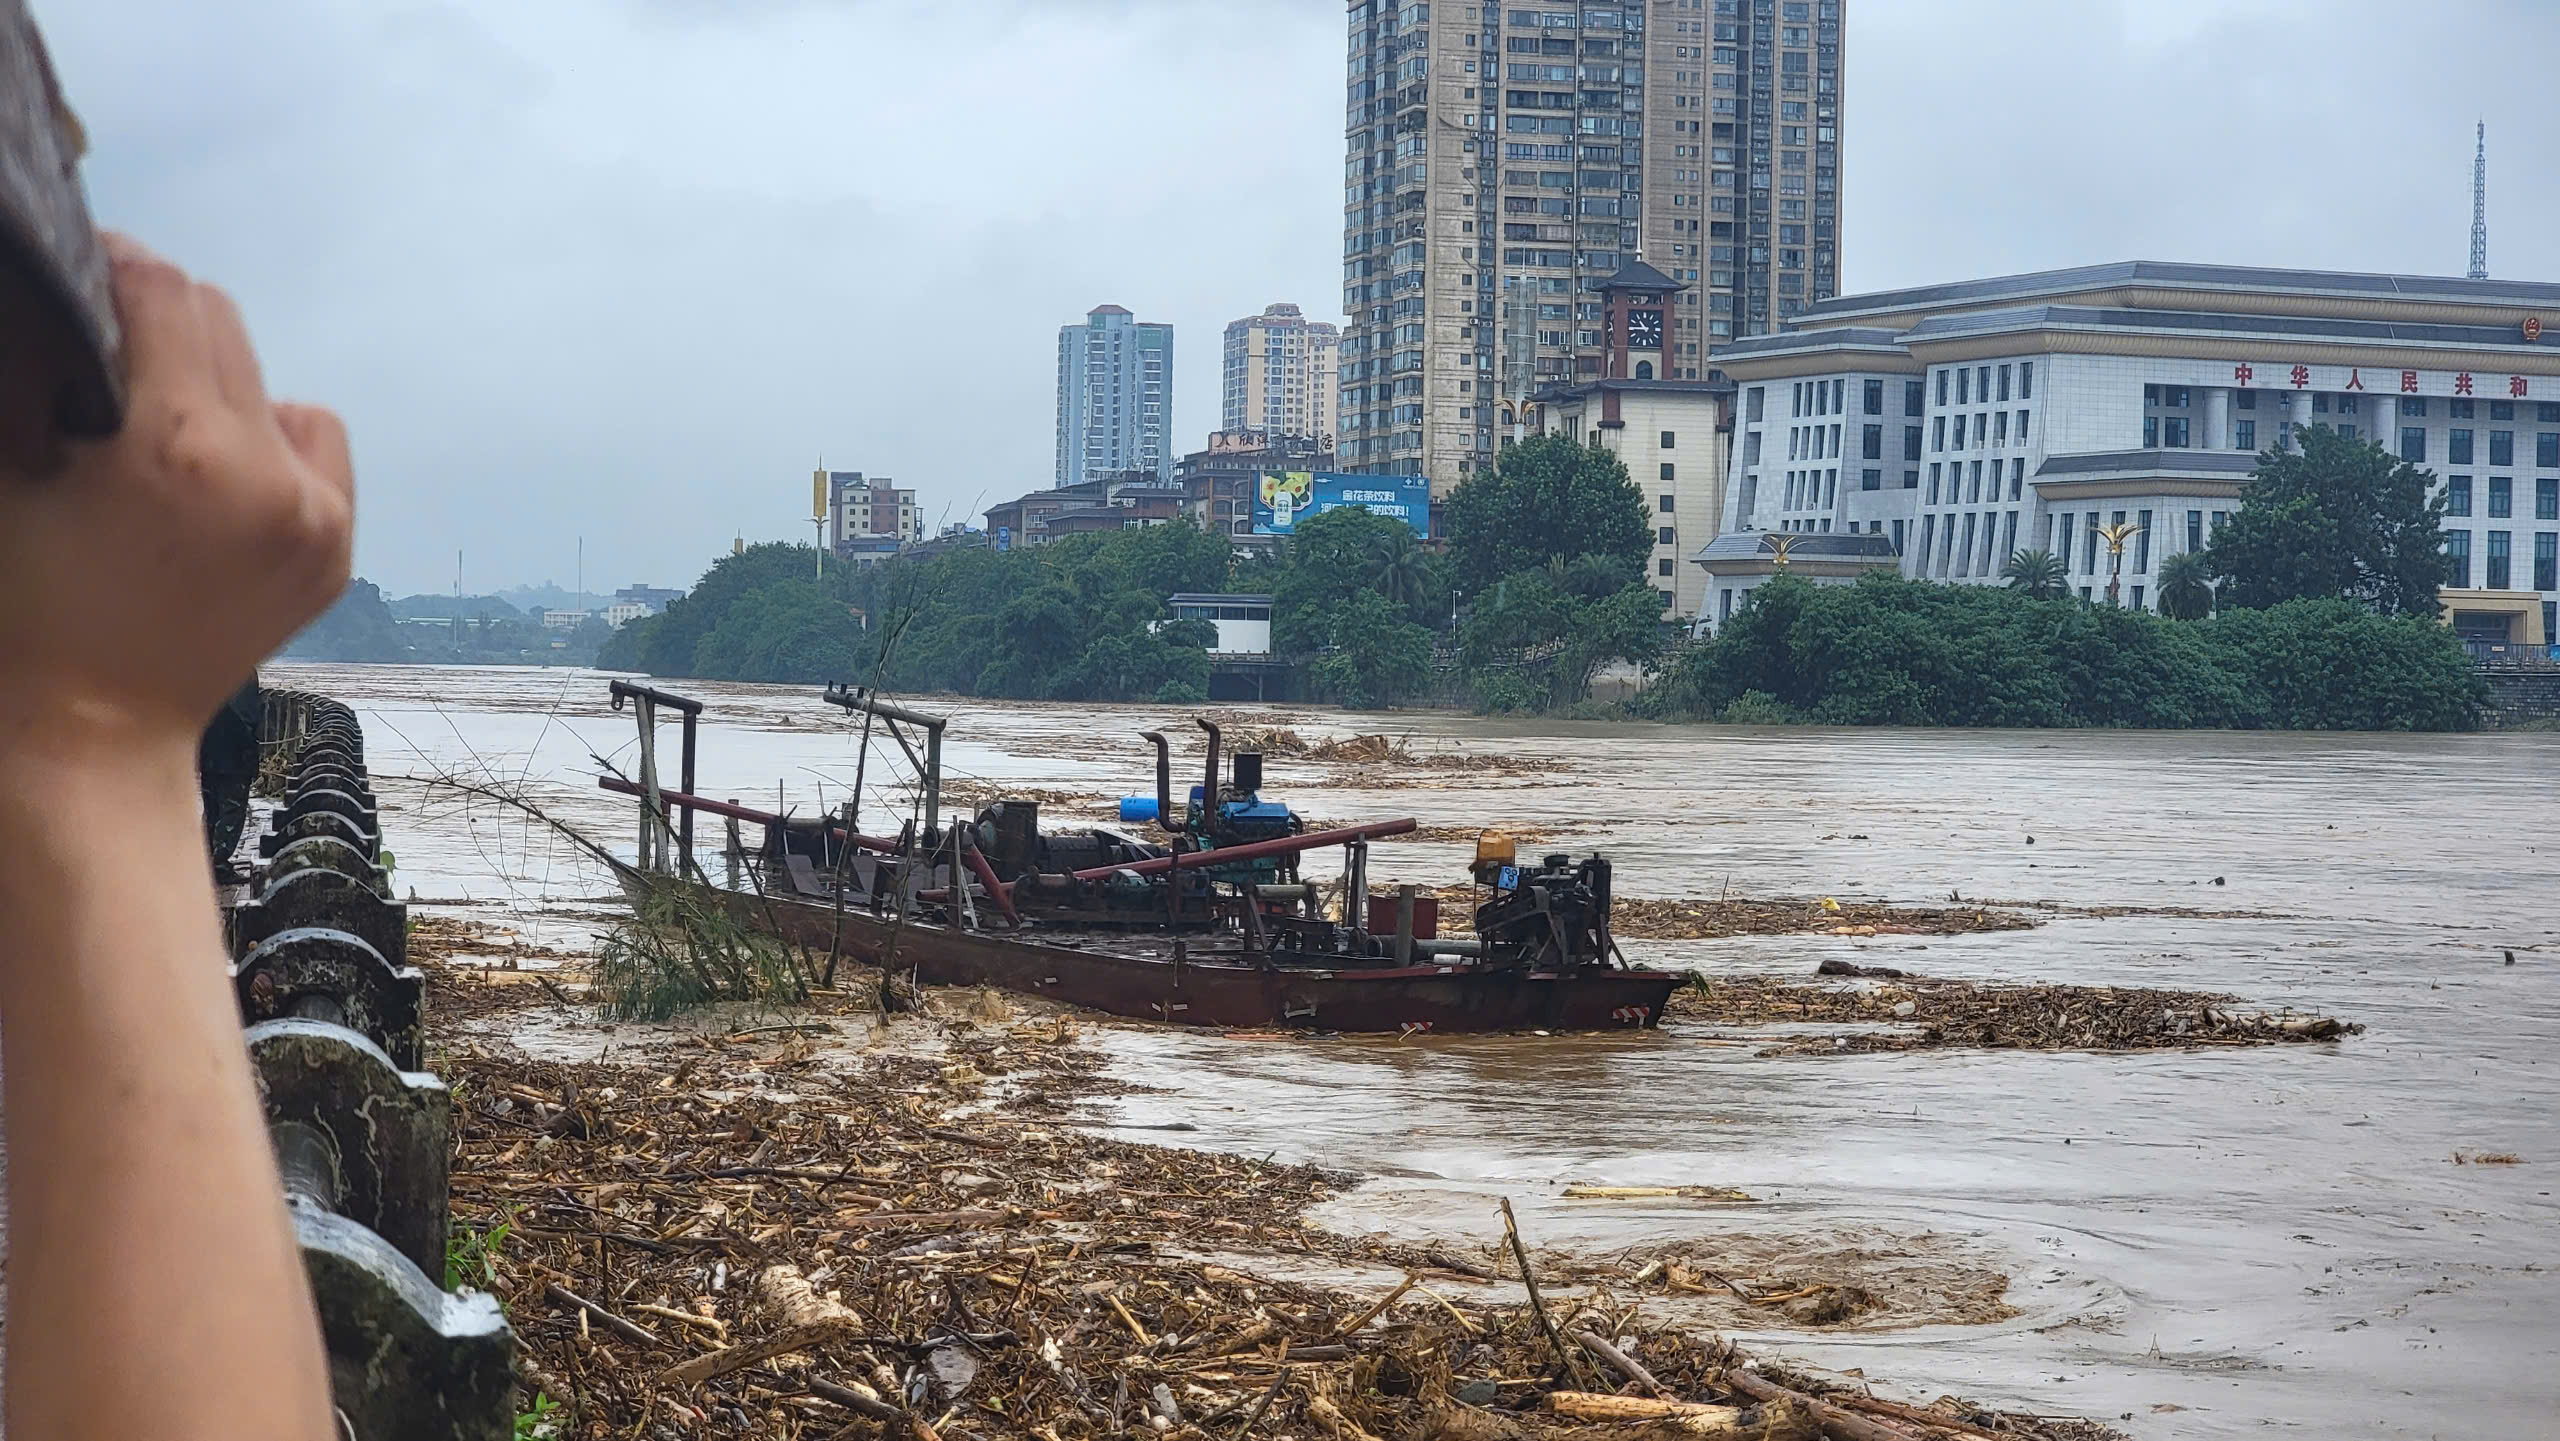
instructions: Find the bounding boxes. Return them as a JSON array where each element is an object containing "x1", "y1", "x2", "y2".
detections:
[{"x1": 1251, "y1": 471, "x2": 1431, "y2": 538}]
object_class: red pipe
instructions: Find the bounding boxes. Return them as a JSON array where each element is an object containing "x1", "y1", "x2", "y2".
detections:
[
  {"x1": 598, "y1": 776, "x2": 904, "y2": 854},
  {"x1": 962, "y1": 844, "x2": 1020, "y2": 926},
  {"x1": 1069, "y1": 818, "x2": 1416, "y2": 882}
]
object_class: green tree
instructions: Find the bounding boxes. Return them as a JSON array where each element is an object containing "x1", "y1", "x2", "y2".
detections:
[
  {"x1": 1461, "y1": 567, "x2": 1664, "y2": 710},
  {"x1": 2000, "y1": 548, "x2": 2066, "y2": 599},
  {"x1": 1442, "y1": 434, "x2": 1653, "y2": 594},
  {"x1": 283, "y1": 579, "x2": 410, "y2": 662},
  {"x1": 2155, "y1": 551, "x2": 2215, "y2": 620},
  {"x1": 1308, "y1": 590, "x2": 1435, "y2": 710},
  {"x1": 2205, "y1": 426, "x2": 2446, "y2": 617},
  {"x1": 1270, "y1": 506, "x2": 1442, "y2": 653}
]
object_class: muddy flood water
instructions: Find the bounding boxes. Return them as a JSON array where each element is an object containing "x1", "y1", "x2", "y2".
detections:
[{"x1": 285, "y1": 661, "x2": 2560, "y2": 1439}]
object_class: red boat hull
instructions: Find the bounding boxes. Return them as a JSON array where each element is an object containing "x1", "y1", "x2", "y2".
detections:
[{"x1": 663, "y1": 878, "x2": 1680, "y2": 1034}]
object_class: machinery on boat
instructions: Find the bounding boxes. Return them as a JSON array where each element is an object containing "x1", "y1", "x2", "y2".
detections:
[{"x1": 595, "y1": 681, "x2": 1681, "y2": 1032}]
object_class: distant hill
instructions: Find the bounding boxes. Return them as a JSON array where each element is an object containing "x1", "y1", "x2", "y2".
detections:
[{"x1": 391, "y1": 592, "x2": 527, "y2": 621}]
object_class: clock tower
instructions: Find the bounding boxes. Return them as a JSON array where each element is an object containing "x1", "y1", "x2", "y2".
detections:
[{"x1": 1598, "y1": 259, "x2": 1687, "y2": 382}]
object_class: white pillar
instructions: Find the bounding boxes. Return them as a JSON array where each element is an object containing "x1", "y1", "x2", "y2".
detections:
[
  {"x1": 2370, "y1": 393, "x2": 2397, "y2": 454},
  {"x1": 2289, "y1": 388, "x2": 2318, "y2": 450},
  {"x1": 2201, "y1": 386, "x2": 2229, "y2": 451}
]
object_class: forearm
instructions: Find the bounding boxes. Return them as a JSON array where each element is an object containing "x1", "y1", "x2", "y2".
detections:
[{"x1": 0, "y1": 744, "x2": 333, "y2": 1441}]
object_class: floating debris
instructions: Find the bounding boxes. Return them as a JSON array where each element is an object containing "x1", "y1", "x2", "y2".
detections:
[{"x1": 1674, "y1": 974, "x2": 2363, "y2": 1055}]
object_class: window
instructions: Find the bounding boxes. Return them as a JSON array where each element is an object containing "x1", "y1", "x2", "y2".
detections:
[
  {"x1": 2019, "y1": 410, "x2": 2031, "y2": 444},
  {"x1": 2542, "y1": 478, "x2": 2559, "y2": 522},
  {"x1": 1969, "y1": 460, "x2": 1984, "y2": 503},
  {"x1": 2002, "y1": 511, "x2": 2018, "y2": 560},
  {"x1": 1926, "y1": 463, "x2": 1940, "y2": 503},
  {"x1": 2162, "y1": 416, "x2": 2190, "y2": 448},
  {"x1": 2492, "y1": 431, "x2": 2515, "y2": 466},
  {"x1": 2187, "y1": 510, "x2": 2203, "y2": 552},
  {"x1": 2487, "y1": 530, "x2": 2512, "y2": 589},
  {"x1": 2493, "y1": 400, "x2": 2516, "y2": 421},
  {"x1": 2019, "y1": 362, "x2": 2033, "y2": 399},
  {"x1": 1903, "y1": 425, "x2": 1922, "y2": 461},
  {"x1": 1904, "y1": 469, "x2": 1919, "y2": 489},
  {"x1": 2083, "y1": 520, "x2": 2098, "y2": 574},
  {"x1": 2544, "y1": 403, "x2": 2560, "y2": 423},
  {"x1": 1954, "y1": 415, "x2": 1968, "y2": 448},
  {"x1": 1904, "y1": 381, "x2": 1924, "y2": 417},
  {"x1": 1934, "y1": 369, "x2": 1948, "y2": 406},
  {"x1": 1892, "y1": 519, "x2": 1906, "y2": 552},
  {"x1": 2446, "y1": 531, "x2": 2471, "y2": 587},
  {"x1": 2490, "y1": 476, "x2": 2513, "y2": 519},
  {"x1": 1957, "y1": 368, "x2": 1969, "y2": 404},
  {"x1": 2452, "y1": 398, "x2": 2476, "y2": 420},
  {"x1": 2447, "y1": 476, "x2": 2473, "y2": 516},
  {"x1": 1861, "y1": 424, "x2": 1882, "y2": 459},
  {"x1": 1997, "y1": 364, "x2": 2012, "y2": 403},
  {"x1": 2405, "y1": 397, "x2": 2429, "y2": 417},
  {"x1": 2059, "y1": 513, "x2": 2077, "y2": 573},
  {"x1": 1657, "y1": 557, "x2": 1676, "y2": 577},
  {"x1": 1932, "y1": 415, "x2": 1945, "y2": 451},
  {"x1": 1658, "y1": 526, "x2": 1676, "y2": 544},
  {"x1": 2143, "y1": 416, "x2": 2158, "y2": 447},
  {"x1": 1661, "y1": 430, "x2": 1677, "y2": 448},
  {"x1": 1994, "y1": 412, "x2": 2008, "y2": 446},
  {"x1": 1659, "y1": 491, "x2": 1675, "y2": 511},
  {"x1": 2135, "y1": 510, "x2": 2152, "y2": 572},
  {"x1": 2401, "y1": 427, "x2": 2427, "y2": 462},
  {"x1": 2542, "y1": 433, "x2": 2560, "y2": 469},
  {"x1": 2538, "y1": 532, "x2": 2559, "y2": 592},
  {"x1": 1747, "y1": 387, "x2": 1765, "y2": 421},
  {"x1": 1860, "y1": 467, "x2": 1881, "y2": 491},
  {"x1": 2235, "y1": 419, "x2": 2256, "y2": 451},
  {"x1": 1917, "y1": 514, "x2": 1935, "y2": 569},
  {"x1": 1863, "y1": 378, "x2": 1883, "y2": 415},
  {"x1": 2010, "y1": 457, "x2": 2024, "y2": 500}
]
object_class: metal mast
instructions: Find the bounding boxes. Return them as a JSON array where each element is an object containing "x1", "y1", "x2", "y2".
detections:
[{"x1": 2468, "y1": 121, "x2": 2489, "y2": 281}]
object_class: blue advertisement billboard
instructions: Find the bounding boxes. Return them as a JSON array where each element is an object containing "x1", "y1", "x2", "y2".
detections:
[{"x1": 1251, "y1": 471, "x2": 1432, "y2": 538}]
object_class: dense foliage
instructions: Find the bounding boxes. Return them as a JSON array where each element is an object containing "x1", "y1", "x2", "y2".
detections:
[
  {"x1": 2205, "y1": 426, "x2": 2447, "y2": 616},
  {"x1": 1441, "y1": 434, "x2": 1655, "y2": 594},
  {"x1": 1642, "y1": 573, "x2": 2482, "y2": 731},
  {"x1": 599, "y1": 531, "x2": 1223, "y2": 700}
]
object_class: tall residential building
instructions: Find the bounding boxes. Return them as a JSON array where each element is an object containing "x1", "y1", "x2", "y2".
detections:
[
  {"x1": 822, "y1": 470, "x2": 922, "y2": 558},
  {"x1": 1222, "y1": 304, "x2": 1342, "y2": 446},
  {"x1": 1340, "y1": 0, "x2": 1844, "y2": 492},
  {"x1": 1056, "y1": 305, "x2": 1175, "y2": 486}
]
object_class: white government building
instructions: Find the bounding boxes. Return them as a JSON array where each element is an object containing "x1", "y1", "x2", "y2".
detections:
[{"x1": 1697, "y1": 261, "x2": 2560, "y2": 649}]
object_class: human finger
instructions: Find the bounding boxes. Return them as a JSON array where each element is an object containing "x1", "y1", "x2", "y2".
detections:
[
  {"x1": 272, "y1": 403, "x2": 353, "y2": 506},
  {"x1": 99, "y1": 232, "x2": 216, "y2": 409},
  {"x1": 192, "y1": 281, "x2": 268, "y2": 415}
]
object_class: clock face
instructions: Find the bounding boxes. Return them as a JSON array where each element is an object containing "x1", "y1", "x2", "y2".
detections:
[{"x1": 1628, "y1": 308, "x2": 1664, "y2": 349}]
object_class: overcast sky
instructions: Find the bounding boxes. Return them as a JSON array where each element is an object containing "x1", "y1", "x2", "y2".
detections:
[{"x1": 38, "y1": 0, "x2": 2560, "y2": 598}]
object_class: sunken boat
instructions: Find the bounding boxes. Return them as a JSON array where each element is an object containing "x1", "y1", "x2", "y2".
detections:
[{"x1": 597, "y1": 681, "x2": 1681, "y2": 1033}]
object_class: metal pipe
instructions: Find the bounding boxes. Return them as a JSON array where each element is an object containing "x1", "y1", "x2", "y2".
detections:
[
  {"x1": 1413, "y1": 938, "x2": 1485, "y2": 958},
  {"x1": 1193, "y1": 716, "x2": 1220, "y2": 816},
  {"x1": 1140, "y1": 730, "x2": 1175, "y2": 834},
  {"x1": 1070, "y1": 818, "x2": 1415, "y2": 882},
  {"x1": 609, "y1": 679, "x2": 705, "y2": 716},
  {"x1": 962, "y1": 841, "x2": 1019, "y2": 927},
  {"x1": 1393, "y1": 883, "x2": 1416, "y2": 965},
  {"x1": 823, "y1": 684, "x2": 946, "y2": 734},
  {"x1": 597, "y1": 776, "x2": 903, "y2": 854}
]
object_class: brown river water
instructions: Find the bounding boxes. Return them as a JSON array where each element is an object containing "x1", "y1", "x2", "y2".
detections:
[{"x1": 281, "y1": 661, "x2": 2560, "y2": 1439}]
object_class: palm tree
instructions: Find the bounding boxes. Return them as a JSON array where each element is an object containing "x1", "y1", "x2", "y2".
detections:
[
  {"x1": 2001, "y1": 548, "x2": 2066, "y2": 598},
  {"x1": 1368, "y1": 527, "x2": 1430, "y2": 612},
  {"x1": 2156, "y1": 551, "x2": 2215, "y2": 619}
]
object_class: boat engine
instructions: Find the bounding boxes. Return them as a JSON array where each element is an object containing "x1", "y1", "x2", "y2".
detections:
[{"x1": 1473, "y1": 850, "x2": 1615, "y2": 970}]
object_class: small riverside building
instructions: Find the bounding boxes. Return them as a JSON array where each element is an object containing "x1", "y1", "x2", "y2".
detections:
[{"x1": 1700, "y1": 261, "x2": 2560, "y2": 644}]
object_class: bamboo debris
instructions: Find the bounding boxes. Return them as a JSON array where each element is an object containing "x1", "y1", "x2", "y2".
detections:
[{"x1": 424, "y1": 951, "x2": 2124, "y2": 1441}]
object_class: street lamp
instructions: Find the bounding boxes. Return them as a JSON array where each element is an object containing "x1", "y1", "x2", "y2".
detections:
[{"x1": 2095, "y1": 520, "x2": 2144, "y2": 607}]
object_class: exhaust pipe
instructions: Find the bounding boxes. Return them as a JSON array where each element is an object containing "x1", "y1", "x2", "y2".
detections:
[
  {"x1": 1139, "y1": 730, "x2": 1176, "y2": 834},
  {"x1": 1194, "y1": 717, "x2": 1221, "y2": 818}
]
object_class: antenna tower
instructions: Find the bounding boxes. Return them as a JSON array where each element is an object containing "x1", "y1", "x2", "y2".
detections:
[{"x1": 2468, "y1": 122, "x2": 2489, "y2": 281}]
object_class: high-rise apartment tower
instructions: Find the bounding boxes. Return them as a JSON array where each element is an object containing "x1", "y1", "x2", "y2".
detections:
[
  {"x1": 1340, "y1": 0, "x2": 1843, "y2": 492},
  {"x1": 1222, "y1": 304, "x2": 1342, "y2": 446},
  {"x1": 1056, "y1": 305, "x2": 1175, "y2": 486}
]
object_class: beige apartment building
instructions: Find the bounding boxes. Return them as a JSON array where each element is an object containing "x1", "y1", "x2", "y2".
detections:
[
  {"x1": 1340, "y1": 0, "x2": 1843, "y2": 493},
  {"x1": 1222, "y1": 304, "x2": 1341, "y2": 446}
]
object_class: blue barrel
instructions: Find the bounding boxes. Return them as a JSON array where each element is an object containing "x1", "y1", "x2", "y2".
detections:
[{"x1": 1119, "y1": 796, "x2": 1160, "y2": 824}]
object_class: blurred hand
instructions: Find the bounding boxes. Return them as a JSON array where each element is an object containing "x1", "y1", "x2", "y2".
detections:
[{"x1": 0, "y1": 234, "x2": 351, "y2": 761}]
